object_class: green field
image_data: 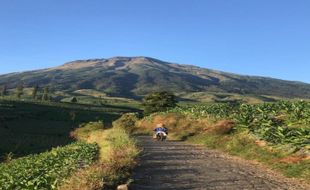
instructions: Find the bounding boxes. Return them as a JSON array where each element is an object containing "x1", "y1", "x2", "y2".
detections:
[
  {"x1": 166, "y1": 101, "x2": 310, "y2": 148},
  {"x1": 0, "y1": 99, "x2": 140, "y2": 160},
  {"x1": 0, "y1": 142, "x2": 98, "y2": 190}
]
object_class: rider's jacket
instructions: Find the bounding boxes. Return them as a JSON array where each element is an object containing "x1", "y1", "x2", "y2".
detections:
[{"x1": 154, "y1": 127, "x2": 167, "y2": 133}]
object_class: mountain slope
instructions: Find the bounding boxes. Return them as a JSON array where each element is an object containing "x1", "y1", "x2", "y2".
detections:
[{"x1": 1, "y1": 56, "x2": 310, "y2": 99}]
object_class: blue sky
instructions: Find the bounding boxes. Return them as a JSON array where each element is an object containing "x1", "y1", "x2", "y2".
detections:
[{"x1": 0, "y1": 0, "x2": 309, "y2": 83}]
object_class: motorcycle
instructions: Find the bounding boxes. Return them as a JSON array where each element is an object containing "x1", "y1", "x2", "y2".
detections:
[{"x1": 154, "y1": 131, "x2": 167, "y2": 141}]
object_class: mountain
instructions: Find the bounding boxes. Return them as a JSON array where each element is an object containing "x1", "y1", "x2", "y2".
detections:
[{"x1": 1, "y1": 56, "x2": 310, "y2": 100}]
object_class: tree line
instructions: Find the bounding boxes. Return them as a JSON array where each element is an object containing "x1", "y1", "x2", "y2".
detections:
[
  {"x1": 0, "y1": 84, "x2": 175, "y2": 108},
  {"x1": 0, "y1": 84, "x2": 51, "y2": 101}
]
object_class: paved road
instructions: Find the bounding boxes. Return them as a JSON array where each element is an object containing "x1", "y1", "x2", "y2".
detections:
[{"x1": 130, "y1": 136, "x2": 309, "y2": 190}]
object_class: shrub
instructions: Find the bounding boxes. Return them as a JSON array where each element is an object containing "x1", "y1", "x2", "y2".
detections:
[
  {"x1": 71, "y1": 121, "x2": 105, "y2": 140},
  {"x1": 113, "y1": 113, "x2": 139, "y2": 132},
  {"x1": 70, "y1": 97, "x2": 78, "y2": 103}
]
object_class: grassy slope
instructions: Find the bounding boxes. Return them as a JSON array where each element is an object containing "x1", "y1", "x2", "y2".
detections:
[{"x1": 0, "y1": 98, "x2": 137, "y2": 159}]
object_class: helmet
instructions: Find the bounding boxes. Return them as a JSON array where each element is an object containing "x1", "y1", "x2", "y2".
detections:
[{"x1": 156, "y1": 123, "x2": 164, "y2": 128}]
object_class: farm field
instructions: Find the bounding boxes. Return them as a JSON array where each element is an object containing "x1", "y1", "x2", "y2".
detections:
[
  {"x1": 0, "y1": 142, "x2": 98, "y2": 189},
  {"x1": 167, "y1": 101, "x2": 310, "y2": 149},
  {"x1": 0, "y1": 98, "x2": 140, "y2": 160}
]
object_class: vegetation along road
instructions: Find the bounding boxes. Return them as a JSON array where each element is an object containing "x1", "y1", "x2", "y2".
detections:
[{"x1": 130, "y1": 136, "x2": 309, "y2": 190}]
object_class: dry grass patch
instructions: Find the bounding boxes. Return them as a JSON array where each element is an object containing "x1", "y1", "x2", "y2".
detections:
[
  {"x1": 204, "y1": 120, "x2": 235, "y2": 135},
  {"x1": 59, "y1": 122, "x2": 139, "y2": 190}
]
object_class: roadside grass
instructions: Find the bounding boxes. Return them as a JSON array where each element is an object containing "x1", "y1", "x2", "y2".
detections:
[
  {"x1": 135, "y1": 112, "x2": 310, "y2": 182},
  {"x1": 187, "y1": 132, "x2": 310, "y2": 180},
  {"x1": 59, "y1": 121, "x2": 139, "y2": 190}
]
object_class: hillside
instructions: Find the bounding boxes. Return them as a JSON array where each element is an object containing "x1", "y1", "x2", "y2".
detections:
[{"x1": 1, "y1": 56, "x2": 310, "y2": 100}]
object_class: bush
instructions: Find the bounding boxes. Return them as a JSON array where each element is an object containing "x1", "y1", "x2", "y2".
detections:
[
  {"x1": 70, "y1": 97, "x2": 78, "y2": 103},
  {"x1": 113, "y1": 113, "x2": 139, "y2": 132},
  {"x1": 70, "y1": 121, "x2": 105, "y2": 140}
]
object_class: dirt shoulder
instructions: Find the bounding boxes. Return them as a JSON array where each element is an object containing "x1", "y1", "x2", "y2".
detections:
[{"x1": 130, "y1": 136, "x2": 309, "y2": 190}]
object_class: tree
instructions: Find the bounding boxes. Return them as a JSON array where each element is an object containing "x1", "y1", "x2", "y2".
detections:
[
  {"x1": 32, "y1": 84, "x2": 39, "y2": 99},
  {"x1": 16, "y1": 84, "x2": 23, "y2": 98},
  {"x1": 1, "y1": 85, "x2": 7, "y2": 96},
  {"x1": 142, "y1": 91, "x2": 178, "y2": 115},
  {"x1": 42, "y1": 86, "x2": 49, "y2": 101},
  {"x1": 70, "y1": 97, "x2": 78, "y2": 103}
]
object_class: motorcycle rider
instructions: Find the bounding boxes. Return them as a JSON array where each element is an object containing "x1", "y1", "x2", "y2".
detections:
[{"x1": 154, "y1": 123, "x2": 168, "y2": 138}]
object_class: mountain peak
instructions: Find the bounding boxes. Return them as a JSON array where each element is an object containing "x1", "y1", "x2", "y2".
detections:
[
  {"x1": 1, "y1": 56, "x2": 310, "y2": 100},
  {"x1": 62, "y1": 56, "x2": 159, "y2": 65},
  {"x1": 108, "y1": 56, "x2": 166, "y2": 64},
  {"x1": 56, "y1": 59, "x2": 106, "y2": 70},
  {"x1": 53, "y1": 56, "x2": 160, "y2": 71}
]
